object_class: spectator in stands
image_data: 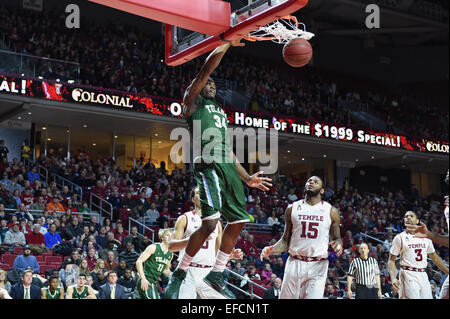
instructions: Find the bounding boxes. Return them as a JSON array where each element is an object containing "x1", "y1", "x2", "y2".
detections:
[
  {"x1": 130, "y1": 202, "x2": 146, "y2": 223},
  {"x1": 95, "y1": 226, "x2": 108, "y2": 249},
  {"x1": 114, "y1": 221, "x2": 128, "y2": 242},
  {"x1": 27, "y1": 167, "x2": 40, "y2": 183},
  {"x1": 0, "y1": 270, "x2": 11, "y2": 294},
  {"x1": 12, "y1": 189, "x2": 21, "y2": 208},
  {"x1": 10, "y1": 268, "x2": 41, "y2": 299},
  {"x1": 122, "y1": 226, "x2": 139, "y2": 248},
  {"x1": 12, "y1": 245, "x2": 39, "y2": 273},
  {"x1": 44, "y1": 223, "x2": 62, "y2": 250},
  {"x1": 263, "y1": 277, "x2": 282, "y2": 299},
  {"x1": 15, "y1": 203, "x2": 34, "y2": 221},
  {"x1": 117, "y1": 267, "x2": 136, "y2": 299},
  {"x1": 324, "y1": 283, "x2": 339, "y2": 298},
  {"x1": 135, "y1": 235, "x2": 151, "y2": 254},
  {"x1": 261, "y1": 263, "x2": 274, "y2": 283},
  {"x1": 20, "y1": 139, "x2": 31, "y2": 162},
  {"x1": 78, "y1": 259, "x2": 90, "y2": 275},
  {"x1": 61, "y1": 249, "x2": 81, "y2": 269},
  {"x1": 4, "y1": 223, "x2": 26, "y2": 248},
  {"x1": 112, "y1": 258, "x2": 126, "y2": 276},
  {"x1": 242, "y1": 234, "x2": 260, "y2": 264},
  {"x1": 104, "y1": 250, "x2": 118, "y2": 271},
  {"x1": 30, "y1": 196, "x2": 45, "y2": 211},
  {"x1": 0, "y1": 219, "x2": 9, "y2": 242},
  {"x1": 25, "y1": 224, "x2": 50, "y2": 254},
  {"x1": 92, "y1": 269, "x2": 108, "y2": 291},
  {"x1": 145, "y1": 202, "x2": 159, "y2": 225},
  {"x1": 105, "y1": 232, "x2": 121, "y2": 251},
  {"x1": 20, "y1": 188, "x2": 34, "y2": 209},
  {"x1": 84, "y1": 247, "x2": 97, "y2": 271},
  {"x1": 65, "y1": 216, "x2": 83, "y2": 242},
  {"x1": 46, "y1": 197, "x2": 64, "y2": 213},
  {"x1": 91, "y1": 259, "x2": 106, "y2": 279},
  {"x1": 0, "y1": 204, "x2": 8, "y2": 220},
  {"x1": 0, "y1": 140, "x2": 9, "y2": 163},
  {"x1": 98, "y1": 270, "x2": 127, "y2": 299},
  {"x1": 77, "y1": 225, "x2": 90, "y2": 249},
  {"x1": 119, "y1": 242, "x2": 139, "y2": 269}
]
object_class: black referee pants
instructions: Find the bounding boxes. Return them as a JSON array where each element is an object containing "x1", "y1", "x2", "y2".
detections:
[{"x1": 355, "y1": 284, "x2": 378, "y2": 299}]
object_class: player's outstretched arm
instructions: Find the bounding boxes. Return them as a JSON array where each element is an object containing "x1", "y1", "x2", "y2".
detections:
[
  {"x1": 388, "y1": 253, "x2": 400, "y2": 293},
  {"x1": 162, "y1": 255, "x2": 173, "y2": 278},
  {"x1": 406, "y1": 222, "x2": 449, "y2": 247},
  {"x1": 329, "y1": 207, "x2": 343, "y2": 257},
  {"x1": 429, "y1": 252, "x2": 449, "y2": 275},
  {"x1": 136, "y1": 244, "x2": 157, "y2": 291},
  {"x1": 260, "y1": 205, "x2": 293, "y2": 260},
  {"x1": 168, "y1": 215, "x2": 188, "y2": 252},
  {"x1": 183, "y1": 39, "x2": 244, "y2": 117}
]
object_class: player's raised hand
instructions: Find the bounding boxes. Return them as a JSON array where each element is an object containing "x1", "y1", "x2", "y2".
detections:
[
  {"x1": 230, "y1": 248, "x2": 244, "y2": 260},
  {"x1": 260, "y1": 245, "x2": 275, "y2": 261},
  {"x1": 406, "y1": 221, "x2": 428, "y2": 239},
  {"x1": 329, "y1": 241, "x2": 343, "y2": 257},
  {"x1": 247, "y1": 171, "x2": 272, "y2": 192}
]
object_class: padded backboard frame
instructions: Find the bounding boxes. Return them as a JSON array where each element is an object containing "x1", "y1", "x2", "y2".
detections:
[{"x1": 165, "y1": 0, "x2": 309, "y2": 66}]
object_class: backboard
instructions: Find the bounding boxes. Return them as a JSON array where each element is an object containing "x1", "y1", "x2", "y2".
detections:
[{"x1": 165, "y1": 0, "x2": 309, "y2": 66}]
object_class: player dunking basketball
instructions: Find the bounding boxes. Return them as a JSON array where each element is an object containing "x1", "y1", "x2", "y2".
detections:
[
  {"x1": 406, "y1": 169, "x2": 449, "y2": 298},
  {"x1": 260, "y1": 176, "x2": 343, "y2": 299},
  {"x1": 388, "y1": 211, "x2": 448, "y2": 299},
  {"x1": 168, "y1": 186, "x2": 243, "y2": 299},
  {"x1": 165, "y1": 39, "x2": 272, "y2": 299}
]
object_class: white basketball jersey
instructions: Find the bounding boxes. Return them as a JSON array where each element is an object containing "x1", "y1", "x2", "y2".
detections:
[
  {"x1": 178, "y1": 211, "x2": 219, "y2": 266},
  {"x1": 390, "y1": 231, "x2": 435, "y2": 269},
  {"x1": 288, "y1": 199, "x2": 332, "y2": 259}
]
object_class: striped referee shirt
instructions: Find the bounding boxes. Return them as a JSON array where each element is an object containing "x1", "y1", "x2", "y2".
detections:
[{"x1": 348, "y1": 257, "x2": 380, "y2": 287}]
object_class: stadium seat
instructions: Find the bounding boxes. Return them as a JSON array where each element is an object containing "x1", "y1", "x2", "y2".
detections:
[
  {"x1": 45, "y1": 256, "x2": 62, "y2": 264},
  {"x1": 250, "y1": 279, "x2": 266, "y2": 298},
  {"x1": 35, "y1": 255, "x2": 44, "y2": 263},
  {"x1": 13, "y1": 247, "x2": 23, "y2": 255},
  {"x1": 39, "y1": 264, "x2": 54, "y2": 275},
  {"x1": 1, "y1": 254, "x2": 16, "y2": 266}
]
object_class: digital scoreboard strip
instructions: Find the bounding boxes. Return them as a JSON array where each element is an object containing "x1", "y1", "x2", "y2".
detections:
[{"x1": 0, "y1": 74, "x2": 448, "y2": 154}]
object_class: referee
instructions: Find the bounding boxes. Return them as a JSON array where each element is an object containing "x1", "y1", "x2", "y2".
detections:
[{"x1": 347, "y1": 243, "x2": 382, "y2": 299}]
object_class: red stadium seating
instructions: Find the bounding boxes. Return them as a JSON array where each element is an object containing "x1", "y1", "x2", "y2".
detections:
[
  {"x1": 45, "y1": 256, "x2": 62, "y2": 264},
  {"x1": 39, "y1": 264, "x2": 54, "y2": 275},
  {"x1": 1, "y1": 254, "x2": 16, "y2": 266},
  {"x1": 250, "y1": 279, "x2": 266, "y2": 298},
  {"x1": 13, "y1": 247, "x2": 23, "y2": 255},
  {"x1": 35, "y1": 255, "x2": 44, "y2": 263}
]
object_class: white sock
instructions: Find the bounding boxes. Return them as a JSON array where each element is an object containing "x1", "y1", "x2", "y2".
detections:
[
  {"x1": 178, "y1": 253, "x2": 193, "y2": 271},
  {"x1": 212, "y1": 250, "x2": 230, "y2": 273}
]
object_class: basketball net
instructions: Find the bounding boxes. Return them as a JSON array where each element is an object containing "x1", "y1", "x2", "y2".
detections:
[{"x1": 243, "y1": 15, "x2": 315, "y2": 44}]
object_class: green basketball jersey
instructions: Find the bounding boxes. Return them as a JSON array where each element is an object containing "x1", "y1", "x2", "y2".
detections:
[
  {"x1": 43, "y1": 286, "x2": 62, "y2": 299},
  {"x1": 142, "y1": 243, "x2": 173, "y2": 284},
  {"x1": 186, "y1": 95, "x2": 231, "y2": 163},
  {"x1": 71, "y1": 285, "x2": 89, "y2": 299}
]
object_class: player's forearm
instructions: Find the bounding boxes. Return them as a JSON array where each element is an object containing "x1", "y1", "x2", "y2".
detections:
[
  {"x1": 431, "y1": 256, "x2": 449, "y2": 275},
  {"x1": 168, "y1": 238, "x2": 189, "y2": 252},
  {"x1": 426, "y1": 232, "x2": 449, "y2": 247},
  {"x1": 203, "y1": 43, "x2": 231, "y2": 73},
  {"x1": 136, "y1": 261, "x2": 145, "y2": 279},
  {"x1": 230, "y1": 151, "x2": 250, "y2": 183},
  {"x1": 388, "y1": 261, "x2": 397, "y2": 281},
  {"x1": 272, "y1": 238, "x2": 289, "y2": 254}
]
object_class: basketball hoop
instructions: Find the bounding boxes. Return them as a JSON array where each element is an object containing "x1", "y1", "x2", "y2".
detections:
[{"x1": 243, "y1": 15, "x2": 315, "y2": 44}]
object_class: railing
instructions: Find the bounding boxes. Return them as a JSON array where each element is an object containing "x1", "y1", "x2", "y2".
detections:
[
  {"x1": 23, "y1": 158, "x2": 49, "y2": 185},
  {"x1": 130, "y1": 217, "x2": 266, "y2": 299},
  {"x1": 128, "y1": 217, "x2": 156, "y2": 243},
  {"x1": 89, "y1": 192, "x2": 113, "y2": 221},
  {"x1": 359, "y1": 232, "x2": 385, "y2": 245},
  {"x1": 52, "y1": 174, "x2": 83, "y2": 200},
  {"x1": 0, "y1": 49, "x2": 80, "y2": 83},
  {"x1": 5, "y1": 208, "x2": 100, "y2": 222}
]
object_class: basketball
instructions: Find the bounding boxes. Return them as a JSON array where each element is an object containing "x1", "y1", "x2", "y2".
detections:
[{"x1": 282, "y1": 38, "x2": 312, "y2": 67}]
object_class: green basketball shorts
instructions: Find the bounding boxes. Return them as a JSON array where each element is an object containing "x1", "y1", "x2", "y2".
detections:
[
  {"x1": 136, "y1": 278, "x2": 160, "y2": 299},
  {"x1": 194, "y1": 161, "x2": 249, "y2": 224}
]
